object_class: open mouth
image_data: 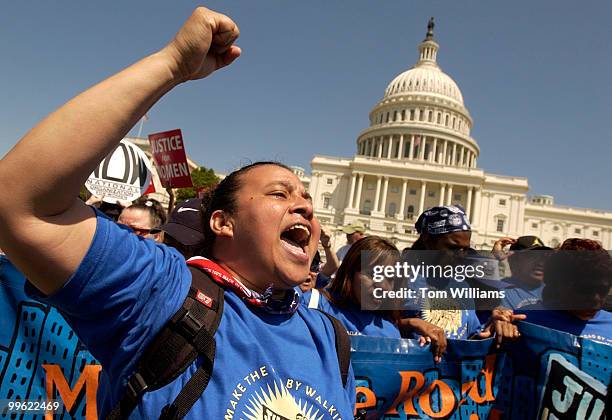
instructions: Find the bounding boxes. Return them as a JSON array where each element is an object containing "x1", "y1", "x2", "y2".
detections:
[{"x1": 280, "y1": 223, "x2": 311, "y2": 259}]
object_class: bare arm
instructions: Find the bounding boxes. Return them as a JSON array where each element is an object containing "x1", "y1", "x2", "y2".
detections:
[
  {"x1": 319, "y1": 229, "x2": 339, "y2": 276},
  {"x1": 0, "y1": 7, "x2": 240, "y2": 295}
]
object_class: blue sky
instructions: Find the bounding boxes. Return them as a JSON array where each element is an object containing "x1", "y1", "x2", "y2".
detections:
[{"x1": 1, "y1": 1, "x2": 610, "y2": 210}]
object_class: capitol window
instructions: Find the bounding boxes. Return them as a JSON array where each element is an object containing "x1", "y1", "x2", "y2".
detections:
[
  {"x1": 410, "y1": 109, "x2": 415, "y2": 120},
  {"x1": 401, "y1": 110, "x2": 406, "y2": 121},
  {"x1": 390, "y1": 185, "x2": 399, "y2": 193},
  {"x1": 553, "y1": 225, "x2": 560, "y2": 231},
  {"x1": 496, "y1": 219, "x2": 505, "y2": 233},
  {"x1": 437, "y1": 113, "x2": 441, "y2": 124},
  {"x1": 367, "y1": 182, "x2": 374, "y2": 190},
  {"x1": 593, "y1": 231, "x2": 599, "y2": 236},
  {"x1": 326, "y1": 178, "x2": 333, "y2": 185},
  {"x1": 323, "y1": 196, "x2": 330, "y2": 209},
  {"x1": 428, "y1": 191, "x2": 435, "y2": 198},
  {"x1": 532, "y1": 223, "x2": 538, "y2": 229},
  {"x1": 499, "y1": 199, "x2": 507, "y2": 206},
  {"x1": 574, "y1": 228, "x2": 581, "y2": 234},
  {"x1": 409, "y1": 189, "x2": 417, "y2": 195},
  {"x1": 406, "y1": 205, "x2": 415, "y2": 219},
  {"x1": 454, "y1": 193, "x2": 462, "y2": 201}
]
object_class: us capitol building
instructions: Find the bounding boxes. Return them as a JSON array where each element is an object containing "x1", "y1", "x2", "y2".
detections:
[{"x1": 295, "y1": 20, "x2": 612, "y2": 251}]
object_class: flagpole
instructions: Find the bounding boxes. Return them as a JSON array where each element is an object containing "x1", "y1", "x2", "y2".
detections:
[{"x1": 136, "y1": 116, "x2": 146, "y2": 138}]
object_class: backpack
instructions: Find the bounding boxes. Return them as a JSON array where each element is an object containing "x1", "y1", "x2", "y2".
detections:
[{"x1": 107, "y1": 266, "x2": 351, "y2": 420}]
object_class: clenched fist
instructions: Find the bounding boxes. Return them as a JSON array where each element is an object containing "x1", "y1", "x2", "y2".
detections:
[{"x1": 163, "y1": 7, "x2": 241, "y2": 83}]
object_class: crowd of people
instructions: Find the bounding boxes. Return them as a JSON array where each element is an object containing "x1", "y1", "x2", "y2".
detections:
[{"x1": 0, "y1": 5, "x2": 609, "y2": 419}]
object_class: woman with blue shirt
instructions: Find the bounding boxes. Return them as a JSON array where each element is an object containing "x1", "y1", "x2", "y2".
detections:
[
  {"x1": 0, "y1": 8, "x2": 356, "y2": 419},
  {"x1": 519, "y1": 238, "x2": 612, "y2": 346},
  {"x1": 404, "y1": 206, "x2": 525, "y2": 349},
  {"x1": 311, "y1": 236, "x2": 451, "y2": 362}
]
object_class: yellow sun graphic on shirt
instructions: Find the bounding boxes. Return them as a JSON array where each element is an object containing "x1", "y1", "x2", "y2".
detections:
[
  {"x1": 243, "y1": 380, "x2": 323, "y2": 420},
  {"x1": 421, "y1": 297, "x2": 463, "y2": 337}
]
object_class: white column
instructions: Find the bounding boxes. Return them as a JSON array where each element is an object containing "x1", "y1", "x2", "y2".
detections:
[
  {"x1": 439, "y1": 184, "x2": 446, "y2": 206},
  {"x1": 466, "y1": 187, "x2": 473, "y2": 221},
  {"x1": 418, "y1": 181, "x2": 427, "y2": 216},
  {"x1": 442, "y1": 140, "x2": 448, "y2": 165},
  {"x1": 347, "y1": 173, "x2": 357, "y2": 209},
  {"x1": 355, "y1": 174, "x2": 364, "y2": 211},
  {"x1": 373, "y1": 176, "x2": 382, "y2": 212},
  {"x1": 452, "y1": 143, "x2": 457, "y2": 165},
  {"x1": 508, "y1": 196, "x2": 516, "y2": 233},
  {"x1": 518, "y1": 196, "x2": 525, "y2": 234},
  {"x1": 432, "y1": 138, "x2": 438, "y2": 162},
  {"x1": 398, "y1": 178, "x2": 408, "y2": 219},
  {"x1": 377, "y1": 137, "x2": 383, "y2": 158},
  {"x1": 473, "y1": 187, "x2": 482, "y2": 227},
  {"x1": 387, "y1": 136, "x2": 393, "y2": 159},
  {"x1": 398, "y1": 134, "x2": 404, "y2": 159},
  {"x1": 380, "y1": 177, "x2": 389, "y2": 213},
  {"x1": 446, "y1": 184, "x2": 453, "y2": 205},
  {"x1": 408, "y1": 135, "x2": 414, "y2": 159},
  {"x1": 419, "y1": 137, "x2": 426, "y2": 160}
]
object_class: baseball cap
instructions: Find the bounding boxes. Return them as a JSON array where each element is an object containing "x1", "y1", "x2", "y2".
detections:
[
  {"x1": 510, "y1": 236, "x2": 551, "y2": 251},
  {"x1": 151, "y1": 198, "x2": 204, "y2": 246},
  {"x1": 340, "y1": 222, "x2": 365, "y2": 235}
]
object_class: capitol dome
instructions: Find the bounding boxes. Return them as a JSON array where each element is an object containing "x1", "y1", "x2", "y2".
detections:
[
  {"x1": 355, "y1": 18, "x2": 479, "y2": 169},
  {"x1": 384, "y1": 63, "x2": 464, "y2": 105}
]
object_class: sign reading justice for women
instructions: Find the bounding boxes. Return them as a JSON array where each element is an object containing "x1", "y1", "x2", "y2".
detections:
[{"x1": 148, "y1": 129, "x2": 193, "y2": 188}]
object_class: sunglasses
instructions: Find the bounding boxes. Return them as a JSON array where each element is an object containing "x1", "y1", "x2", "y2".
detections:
[
  {"x1": 120, "y1": 224, "x2": 156, "y2": 237},
  {"x1": 309, "y1": 263, "x2": 321, "y2": 273}
]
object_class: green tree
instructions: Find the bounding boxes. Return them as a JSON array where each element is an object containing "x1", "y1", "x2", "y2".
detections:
[{"x1": 175, "y1": 166, "x2": 220, "y2": 201}]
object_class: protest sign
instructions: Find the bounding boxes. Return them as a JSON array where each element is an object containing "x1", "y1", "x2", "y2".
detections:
[
  {"x1": 0, "y1": 255, "x2": 100, "y2": 419},
  {"x1": 85, "y1": 139, "x2": 153, "y2": 203},
  {"x1": 351, "y1": 322, "x2": 611, "y2": 419},
  {"x1": 148, "y1": 129, "x2": 193, "y2": 188}
]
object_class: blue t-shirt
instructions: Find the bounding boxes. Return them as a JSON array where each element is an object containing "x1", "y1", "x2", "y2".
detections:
[
  {"x1": 27, "y1": 210, "x2": 356, "y2": 419},
  {"x1": 404, "y1": 276, "x2": 482, "y2": 339},
  {"x1": 311, "y1": 292, "x2": 400, "y2": 338},
  {"x1": 518, "y1": 305, "x2": 612, "y2": 346},
  {"x1": 499, "y1": 278, "x2": 544, "y2": 310}
]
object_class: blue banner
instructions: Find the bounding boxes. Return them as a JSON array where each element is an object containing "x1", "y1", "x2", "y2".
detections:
[
  {"x1": 2, "y1": 253, "x2": 610, "y2": 419},
  {"x1": 351, "y1": 322, "x2": 611, "y2": 419},
  {"x1": 0, "y1": 256, "x2": 100, "y2": 419}
]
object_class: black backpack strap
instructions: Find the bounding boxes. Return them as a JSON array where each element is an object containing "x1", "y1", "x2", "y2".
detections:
[
  {"x1": 107, "y1": 266, "x2": 224, "y2": 420},
  {"x1": 317, "y1": 310, "x2": 351, "y2": 388}
]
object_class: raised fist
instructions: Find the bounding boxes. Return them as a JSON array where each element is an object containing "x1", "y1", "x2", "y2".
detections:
[{"x1": 163, "y1": 7, "x2": 241, "y2": 83}]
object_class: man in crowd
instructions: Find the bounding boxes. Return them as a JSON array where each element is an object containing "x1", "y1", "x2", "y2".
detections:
[
  {"x1": 496, "y1": 236, "x2": 552, "y2": 310},
  {"x1": 336, "y1": 222, "x2": 365, "y2": 261},
  {"x1": 151, "y1": 198, "x2": 205, "y2": 259}
]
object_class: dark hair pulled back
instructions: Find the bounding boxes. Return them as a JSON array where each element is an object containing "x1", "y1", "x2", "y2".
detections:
[{"x1": 200, "y1": 161, "x2": 293, "y2": 257}]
